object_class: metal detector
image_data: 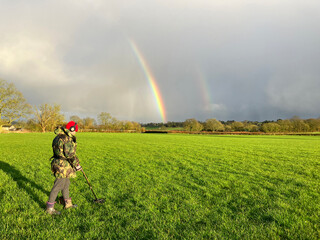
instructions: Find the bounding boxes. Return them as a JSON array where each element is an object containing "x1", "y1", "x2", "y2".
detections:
[{"x1": 81, "y1": 169, "x2": 105, "y2": 204}]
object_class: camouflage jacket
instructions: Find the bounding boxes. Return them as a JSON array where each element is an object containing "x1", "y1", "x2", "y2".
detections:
[{"x1": 50, "y1": 127, "x2": 80, "y2": 178}]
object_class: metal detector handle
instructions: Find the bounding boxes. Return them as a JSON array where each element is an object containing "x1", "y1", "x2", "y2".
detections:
[{"x1": 81, "y1": 169, "x2": 98, "y2": 200}]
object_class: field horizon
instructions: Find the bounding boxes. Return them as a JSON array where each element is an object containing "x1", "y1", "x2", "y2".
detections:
[{"x1": 1, "y1": 133, "x2": 319, "y2": 239}]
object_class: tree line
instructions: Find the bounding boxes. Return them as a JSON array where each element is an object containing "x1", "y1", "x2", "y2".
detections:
[
  {"x1": 141, "y1": 117, "x2": 320, "y2": 133},
  {"x1": 0, "y1": 79, "x2": 142, "y2": 132},
  {"x1": 18, "y1": 107, "x2": 142, "y2": 133}
]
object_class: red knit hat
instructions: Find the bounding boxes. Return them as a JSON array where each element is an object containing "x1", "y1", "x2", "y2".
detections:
[{"x1": 66, "y1": 121, "x2": 78, "y2": 132}]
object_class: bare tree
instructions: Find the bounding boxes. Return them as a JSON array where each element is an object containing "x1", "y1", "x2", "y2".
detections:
[
  {"x1": 33, "y1": 104, "x2": 64, "y2": 132},
  {"x1": 98, "y1": 112, "x2": 112, "y2": 128},
  {"x1": 132, "y1": 122, "x2": 142, "y2": 132},
  {"x1": 110, "y1": 117, "x2": 119, "y2": 130},
  {"x1": 83, "y1": 117, "x2": 96, "y2": 130},
  {"x1": 0, "y1": 79, "x2": 31, "y2": 126}
]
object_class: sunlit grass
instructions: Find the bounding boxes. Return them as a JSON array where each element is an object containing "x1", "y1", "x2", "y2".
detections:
[{"x1": 0, "y1": 133, "x2": 319, "y2": 239}]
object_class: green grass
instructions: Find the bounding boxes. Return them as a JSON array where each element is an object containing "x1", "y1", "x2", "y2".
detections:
[{"x1": 0, "y1": 133, "x2": 320, "y2": 239}]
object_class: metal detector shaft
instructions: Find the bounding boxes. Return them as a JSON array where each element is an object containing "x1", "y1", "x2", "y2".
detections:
[{"x1": 81, "y1": 169, "x2": 98, "y2": 200}]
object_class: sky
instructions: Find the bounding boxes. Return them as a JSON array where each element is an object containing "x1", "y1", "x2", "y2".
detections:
[{"x1": 0, "y1": 0, "x2": 320, "y2": 123}]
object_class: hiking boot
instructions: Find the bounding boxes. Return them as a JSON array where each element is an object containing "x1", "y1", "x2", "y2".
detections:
[
  {"x1": 46, "y1": 207, "x2": 61, "y2": 215},
  {"x1": 46, "y1": 202, "x2": 61, "y2": 215},
  {"x1": 64, "y1": 198, "x2": 78, "y2": 209}
]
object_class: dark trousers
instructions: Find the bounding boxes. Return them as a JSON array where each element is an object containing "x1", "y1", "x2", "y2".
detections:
[{"x1": 48, "y1": 178, "x2": 70, "y2": 203}]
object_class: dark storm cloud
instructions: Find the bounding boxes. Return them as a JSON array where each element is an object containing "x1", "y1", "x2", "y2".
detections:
[{"x1": 0, "y1": 0, "x2": 319, "y2": 122}]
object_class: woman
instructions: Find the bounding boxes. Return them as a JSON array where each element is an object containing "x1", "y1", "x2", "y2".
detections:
[{"x1": 46, "y1": 121, "x2": 82, "y2": 215}]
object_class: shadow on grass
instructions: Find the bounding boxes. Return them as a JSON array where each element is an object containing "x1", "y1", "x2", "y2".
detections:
[{"x1": 0, "y1": 161, "x2": 50, "y2": 209}]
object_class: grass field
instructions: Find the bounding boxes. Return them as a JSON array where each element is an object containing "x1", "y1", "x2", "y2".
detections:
[{"x1": 0, "y1": 133, "x2": 319, "y2": 239}]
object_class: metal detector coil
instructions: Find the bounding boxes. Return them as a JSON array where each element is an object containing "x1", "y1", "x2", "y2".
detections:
[{"x1": 81, "y1": 169, "x2": 105, "y2": 204}]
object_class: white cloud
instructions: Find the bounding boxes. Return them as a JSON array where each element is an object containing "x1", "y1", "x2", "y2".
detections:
[{"x1": 0, "y1": 33, "x2": 69, "y2": 85}]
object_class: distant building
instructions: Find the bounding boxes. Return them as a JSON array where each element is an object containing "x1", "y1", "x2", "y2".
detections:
[{"x1": 2, "y1": 125, "x2": 16, "y2": 131}]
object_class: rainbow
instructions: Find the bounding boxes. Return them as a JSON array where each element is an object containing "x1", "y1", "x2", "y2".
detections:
[
  {"x1": 196, "y1": 68, "x2": 214, "y2": 112},
  {"x1": 129, "y1": 40, "x2": 167, "y2": 123}
]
